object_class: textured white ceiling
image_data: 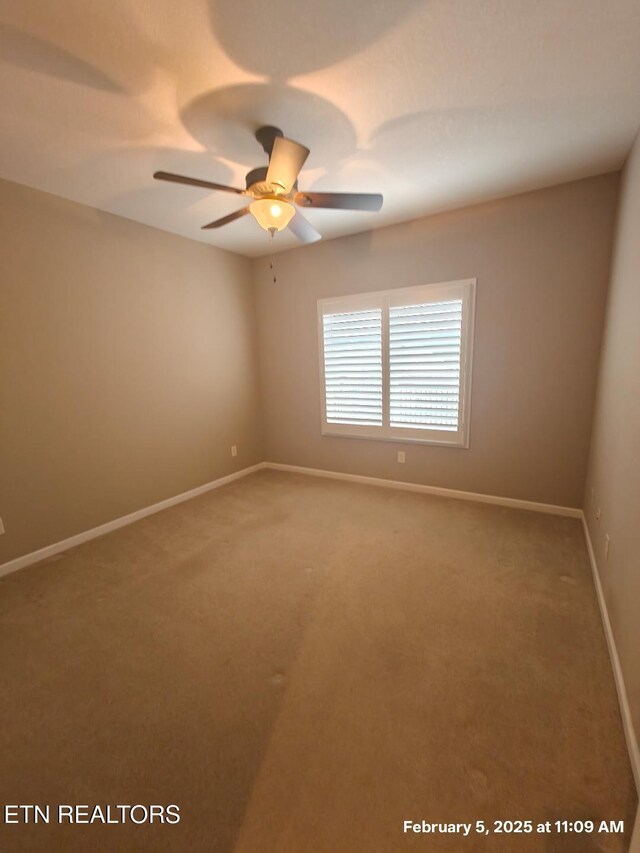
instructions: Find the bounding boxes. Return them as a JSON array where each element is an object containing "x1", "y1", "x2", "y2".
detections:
[{"x1": 1, "y1": 0, "x2": 640, "y2": 257}]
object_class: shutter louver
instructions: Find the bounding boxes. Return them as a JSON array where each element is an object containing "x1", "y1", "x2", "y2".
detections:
[
  {"x1": 389, "y1": 299, "x2": 463, "y2": 431},
  {"x1": 323, "y1": 309, "x2": 383, "y2": 426}
]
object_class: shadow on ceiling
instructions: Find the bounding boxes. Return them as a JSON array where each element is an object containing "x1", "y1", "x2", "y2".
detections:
[
  {"x1": 0, "y1": 22, "x2": 126, "y2": 93},
  {"x1": 38, "y1": 145, "x2": 240, "y2": 240},
  {"x1": 96, "y1": 146, "x2": 240, "y2": 221},
  {"x1": 206, "y1": 0, "x2": 422, "y2": 79},
  {"x1": 180, "y1": 82, "x2": 357, "y2": 172}
]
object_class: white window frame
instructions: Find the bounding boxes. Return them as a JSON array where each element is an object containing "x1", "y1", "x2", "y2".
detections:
[{"x1": 317, "y1": 278, "x2": 476, "y2": 448}]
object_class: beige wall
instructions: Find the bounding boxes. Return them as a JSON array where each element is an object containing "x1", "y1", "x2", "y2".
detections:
[
  {"x1": 584, "y1": 132, "x2": 640, "y2": 753},
  {"x1": 0, "y1": 178, "x2": 262, "y2": 564},
  {"x1": 254, "y1": 174, "x2": 619, "y2": 507},
  {"x1": 0, "y1": 171, "x2": 624, "y2": 566}
]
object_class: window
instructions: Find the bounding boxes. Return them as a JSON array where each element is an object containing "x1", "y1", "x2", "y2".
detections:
[{"x1": 318, "y1": 279, "x2": 475, "y2": 447}]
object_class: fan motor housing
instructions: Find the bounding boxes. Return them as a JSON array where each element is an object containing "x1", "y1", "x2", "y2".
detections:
[
  {"x1": 245, "y1": 166, "x2": 297, "y2": 197},
  {"x1": 245, "y1": 166, "x2": 269, "y2": 193}
]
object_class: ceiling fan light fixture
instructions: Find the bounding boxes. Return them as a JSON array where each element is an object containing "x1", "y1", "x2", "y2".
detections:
[
  {"x1": 249, "y1": 198, "x2": 295, "y2": 232},
  {"x1": 154, "y1": 127, "x2": 383, "y2": 242}
]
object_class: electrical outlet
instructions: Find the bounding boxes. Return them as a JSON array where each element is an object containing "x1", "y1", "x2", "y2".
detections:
[
  {"x1": 0, "y1": 516, "x2": 4, "y2": 535},
  {"x1": 397, "y1": 451, "x2": 405, "y2": 463},
  {"x1": 596, "y1": 507, "x2": 601, "y2": 522},
  {"x1": 604, "y1": 534, "x2": 610, "y2": 561},
  {"x1": 231, "y1": 445, "x2": 238, "y2": 457}
]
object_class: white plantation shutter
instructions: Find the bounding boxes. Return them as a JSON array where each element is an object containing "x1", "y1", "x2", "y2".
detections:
[
  {"x1": 318, "y1": 280, "x2": 475, "y2": 446},
  {"x1": 389, "y1": 299, "x2": 462, "y2": 431},
  {"x1": 322, "y1": 309, "x2": 383, "y2": 426}
]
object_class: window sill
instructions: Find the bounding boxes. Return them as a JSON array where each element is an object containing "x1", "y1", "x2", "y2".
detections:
[{"x1": 321, "y1": 428, "x2": 469, "y2": 449}]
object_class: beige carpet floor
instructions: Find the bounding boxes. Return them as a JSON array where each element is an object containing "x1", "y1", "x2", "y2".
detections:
[{"x1": 0, "y1": 470, "x2": 636, "y2": 852}]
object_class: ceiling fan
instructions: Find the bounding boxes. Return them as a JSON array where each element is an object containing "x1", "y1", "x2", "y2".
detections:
[{"x1": 153, "y1": 126, "x2": 383, "y2": 244}]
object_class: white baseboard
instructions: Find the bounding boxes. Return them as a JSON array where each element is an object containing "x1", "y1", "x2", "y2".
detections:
[
  {"x1": 581, "y1": 515, "x2": 640, "y2": 794},
  {"x1": 0, "y1": 463, "x2": 266, "y2": 579},
  {"x1": 1, "y1": 461, "x2": 577, "y2": 579},
  {"x1": 264, "y1": 462, "x2": 582, "y2": 518},
  {"x1": 267, "y1": 462, "x2": 640, "y2": 796},
  {"x1": 2, "y1": 460, "x2": 637, "y2": 809}
]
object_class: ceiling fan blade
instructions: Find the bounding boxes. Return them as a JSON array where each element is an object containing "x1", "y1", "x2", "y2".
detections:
[
  {"x1": 154, "y1": 171, "x2": 246, "y2": 195},
  {"x1": 288, "y1": 211, "x2": 322, "y2": 244},
  {"x1": 294, "y1": 191, "x2": 383, "y2": 211},
  {"x1": 201, "y1": 207, "x2": 250, "y2": 229},
  {"x1": 266, "y1": 137, "x2": 310, "y2": 194}
]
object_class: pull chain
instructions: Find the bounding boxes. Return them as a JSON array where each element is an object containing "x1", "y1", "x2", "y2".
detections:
[{"x1": 268, "y1": 228, "x2": 277, "y2": 283}]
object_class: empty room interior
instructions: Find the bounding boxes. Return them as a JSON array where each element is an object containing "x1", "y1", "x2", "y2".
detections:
[{"x1": 1, "y1": 2, "x2": 640, "y2": 851}]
